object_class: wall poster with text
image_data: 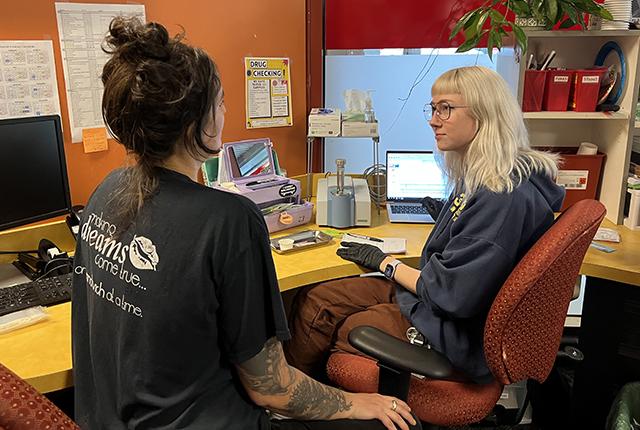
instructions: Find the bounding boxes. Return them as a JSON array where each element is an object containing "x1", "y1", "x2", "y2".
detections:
[{"x1": 245, "y1": 57, "x2": 292, "y2": 129}]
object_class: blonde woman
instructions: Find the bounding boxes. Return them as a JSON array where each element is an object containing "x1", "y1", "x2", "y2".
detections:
[{"x1": 286, "y1": 66, "x2": 565, "y2": 384}]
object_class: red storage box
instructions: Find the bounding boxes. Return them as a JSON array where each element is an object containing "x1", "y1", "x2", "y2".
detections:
[
  {"x1": 569, "y1": 68, "x2": 606, "y2": 112},
  {"x1": 542, "y1": 69, "x2": 573, "y2": 111},
  {"x1": 536, "y1": 146, "x2": 606, "y2": 211},
  {"x1": 522, "y1": 70, "x2": 547, "y2": 112}
]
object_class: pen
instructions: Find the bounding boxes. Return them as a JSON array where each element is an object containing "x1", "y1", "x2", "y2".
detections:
[
  {"x1": 526, "y1": 53, "x2": 534, "y2": 69},
  {"x1": 246, "y1": 178, "x2": 277, "y2": 186},
  {"x1": 539, "y1": 50, "x2": 556, "y2": 71},
  {"x1": 346, "y1": 233, "x2": 383, "y2": 243}
]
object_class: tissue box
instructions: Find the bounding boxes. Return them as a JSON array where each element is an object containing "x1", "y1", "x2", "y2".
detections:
[
  {"x1": 308, "y1": 108, "x2": 341, "y2": 136},
  {"x1": 342, "y1": 121, "x2": 379, "y2": 137}
]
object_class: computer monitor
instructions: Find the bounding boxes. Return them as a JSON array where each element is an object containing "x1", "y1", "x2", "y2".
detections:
[{"x1": 0, "y1": 115, "x2": 71, "y2": 231}]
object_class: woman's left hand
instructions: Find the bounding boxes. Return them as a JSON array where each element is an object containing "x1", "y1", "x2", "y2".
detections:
[{"x1": 336, "y1": 242, "x2": 387, "y2": 271}]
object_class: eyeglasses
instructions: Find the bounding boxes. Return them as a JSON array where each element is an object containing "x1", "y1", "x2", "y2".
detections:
[{"x1": 423, "y1": 101, "x2": 469, "y2": 121}]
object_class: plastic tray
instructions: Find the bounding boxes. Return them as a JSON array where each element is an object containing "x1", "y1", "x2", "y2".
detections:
[{"x1": 270, "y1": 230, "x2": 333, "y2": 254}]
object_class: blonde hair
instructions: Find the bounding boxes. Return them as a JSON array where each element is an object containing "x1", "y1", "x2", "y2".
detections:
[{"x1": 432, "y1": 66, "x2": 558, "y2": 197}]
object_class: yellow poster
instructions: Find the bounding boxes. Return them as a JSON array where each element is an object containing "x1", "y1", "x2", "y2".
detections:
[{"x1": 245, "y1": 57, "x2": 292, "y2": 129}]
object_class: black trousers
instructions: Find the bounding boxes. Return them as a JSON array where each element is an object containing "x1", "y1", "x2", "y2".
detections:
[{"x1": 271, "y1": 415, "x2": 422, "y2": 429}]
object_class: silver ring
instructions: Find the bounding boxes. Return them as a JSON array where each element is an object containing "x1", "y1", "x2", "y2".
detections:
[{"x1": 391, "y1": 399, "x2": 397, "y2": 412}]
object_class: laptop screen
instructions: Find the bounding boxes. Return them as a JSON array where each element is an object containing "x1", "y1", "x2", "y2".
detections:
[{"x1": 386, "y1": 151, "x2": 447, "y2": 201}]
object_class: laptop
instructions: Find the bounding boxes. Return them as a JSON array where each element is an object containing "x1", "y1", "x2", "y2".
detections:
[{"x1": 386, "y1": 151, "x2": 447, "y2": 223}]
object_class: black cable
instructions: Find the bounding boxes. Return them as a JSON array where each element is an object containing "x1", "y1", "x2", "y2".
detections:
[{"x1": 0, "y1": 250, "x2": 39, "y2": 255}]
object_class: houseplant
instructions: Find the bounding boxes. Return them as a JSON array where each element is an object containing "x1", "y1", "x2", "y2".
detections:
[{"x1": 450, "y1": 0, "x2": 614, "y2": 59}]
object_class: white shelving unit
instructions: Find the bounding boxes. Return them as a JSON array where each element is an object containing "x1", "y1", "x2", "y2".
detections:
[
  {"x1": 497, "y1": 30, "x2": 640, "y2": 224},
  {"x1": 306, "y1": 134, "x2": 382, "y2": 211}
]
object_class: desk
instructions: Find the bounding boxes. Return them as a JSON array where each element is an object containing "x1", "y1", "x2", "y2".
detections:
[
  {"x1": 0, "y1": 213, "x2": 638, "y2": 404},
  {"x1": 0, "y1": 210, "x2": 429, "y2": 393},
  {"x1": 571, "y1": 220, "x2": 640, "y2": 428}
]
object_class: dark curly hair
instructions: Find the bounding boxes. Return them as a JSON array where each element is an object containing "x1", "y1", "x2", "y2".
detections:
[{"x1": 101, "y1": 16, "x2": 221, "y2": 233}]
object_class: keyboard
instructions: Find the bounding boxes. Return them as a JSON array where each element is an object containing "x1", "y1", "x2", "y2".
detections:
[
  {"x1": 0, "y1": 272, "x2": 73, "y2": 317},
  {"x1": 389, "y1": 204, "x2": 428, "y2": 215}
]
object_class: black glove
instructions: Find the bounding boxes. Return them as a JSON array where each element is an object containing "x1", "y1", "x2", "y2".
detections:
[
  {"x1": 336, "y1": 242, "x2": 387, "y2": 271},
  {"x1": 421, "y1": 196, "x2": 445, "y2": 220}
]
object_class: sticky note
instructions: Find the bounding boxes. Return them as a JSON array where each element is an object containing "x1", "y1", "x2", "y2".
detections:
[{"x1": 82, "y1": 127, "x2": 108, "y2": 153}]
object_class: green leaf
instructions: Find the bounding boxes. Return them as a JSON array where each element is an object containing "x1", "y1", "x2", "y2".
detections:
[
  {"x1": 464, "y1": 9, "x2": 482, "y2": 29},
  {"x1": 449, "y1": 10, "x2": 477, "y2": 41},
  {"x1": 599, "y1": 9, "x2": 614, "y2": 21},
  {"x1": 529, "y1": 0, "x2": 545, "y2": 19},
  {"x1": 563, "y1": 4, "x2": 582, "y2": 28},
  {"x1": 492, "y1": 31, "x2": 503, "y2": 51},
  {"x1": 463, "y1": 12, "x2": 482, "y2": 39},
  {"x1": 512, "y1": 24, "x2": 527, "y2": 55},
  {"x1": 559, "y1": 17, "x2": 578, "y2": 29},
  {"x1": 510, "y1": 0, "x2": 531, "y2": 16},
  {"x1": 487, "y1": 30, "x2": 503, "y2": 61},
  {"x1": 476, "y1": 9, "x2": 491, "y2": 35},
  {"x1": 587, "y1": 2, "x2": 614, "y2": 21},
  {"x1": 487, "y1": 30, "x2": 495, "y2": 61},
  {"x1": 545, "y1": 0, "x2": 559, "y2": 23},
  {"x1": 490, "y1": 9, "x2": 505, "y2": 24},
  {"x1": 456, "y1": 33, "x2": 483, "y2": 53}
]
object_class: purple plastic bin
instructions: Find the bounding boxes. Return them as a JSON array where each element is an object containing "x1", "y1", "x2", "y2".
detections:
[{"x1": 265, "y1": 201, "x2": 314, "y2": 233}]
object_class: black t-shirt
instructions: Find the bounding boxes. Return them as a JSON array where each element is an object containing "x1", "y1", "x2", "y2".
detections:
[{"x1": 72, "y1": 167, "x2": 290, "y2": 429}]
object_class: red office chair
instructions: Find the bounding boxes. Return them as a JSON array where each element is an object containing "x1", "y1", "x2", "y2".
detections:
[
  {"x1": 0, "y1": 362, "x2": 79, "y2": 429},
  {"x1": 326, "y1": 199, "x2": 606, "y2": 426}
]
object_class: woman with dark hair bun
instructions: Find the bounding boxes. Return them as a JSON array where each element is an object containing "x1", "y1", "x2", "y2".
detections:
[{"x1": 72, "y1": 16, "x2": 420, "y2": 430}]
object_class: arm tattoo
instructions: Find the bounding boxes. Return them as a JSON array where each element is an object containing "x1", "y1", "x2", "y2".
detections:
[
  {"x1": 237, "y1": 337, "x2": 353, "y2": 419},
  {"x1": 285, "y1": 378, "x2": 352, "y2": 419},
  {"x1": 239, "y1": 337, "x2": 296, "y2": 396}
]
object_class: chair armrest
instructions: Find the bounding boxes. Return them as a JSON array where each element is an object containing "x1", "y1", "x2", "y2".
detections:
[{"x1": 348, "y1": 326, "x2": 464, "y2": 381}]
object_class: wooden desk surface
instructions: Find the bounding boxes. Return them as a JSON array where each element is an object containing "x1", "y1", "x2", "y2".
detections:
[
  {"x1": 272, "y1": 209, "x2": 430, "y2": 291},
  {"x1": 581, "y1": 219, "x2": 640, "y2": 287},
  {"x1": 0, "y1": 209, "x2": 638, "y2": 393}
]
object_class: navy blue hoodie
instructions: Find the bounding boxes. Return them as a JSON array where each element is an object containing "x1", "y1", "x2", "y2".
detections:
[{"x1": 395, "y1": 172, "x2": 565, "y2": 383}]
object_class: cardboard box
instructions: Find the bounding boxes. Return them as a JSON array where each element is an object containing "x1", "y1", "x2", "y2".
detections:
[
  {"x1": 341, "y1": 121, "x2": 379, "y2": 137},
  {"x1": 308, "y1": 108, "x2": 341, "y2": 136}
]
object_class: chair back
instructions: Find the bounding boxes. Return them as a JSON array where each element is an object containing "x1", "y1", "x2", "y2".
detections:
[
  {"x1": 0, "y1": 362, "x2": 79, "y2": 429},
  {"x1": 484, "y1": 199, "x2": 606, "y2": 385}
]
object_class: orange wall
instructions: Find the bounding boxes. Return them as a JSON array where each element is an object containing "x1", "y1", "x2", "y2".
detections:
[{"x1": 1, "y1": 0, "x2": 307, "y2": 205}]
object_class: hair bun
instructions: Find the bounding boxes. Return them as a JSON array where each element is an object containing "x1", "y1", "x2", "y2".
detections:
[{"x1": 105, "y1": 17, "x2": 171, "y2": 61}]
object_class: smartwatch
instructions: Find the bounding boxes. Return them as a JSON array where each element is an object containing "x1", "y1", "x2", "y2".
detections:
[{"x1": 383, "y1": 260, "x2": 402, "y2": 281}]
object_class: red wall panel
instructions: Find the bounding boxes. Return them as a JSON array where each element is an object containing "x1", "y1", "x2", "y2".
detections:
[{"x1": 326, "y1": 0, "x2": 487, "y2": 49}]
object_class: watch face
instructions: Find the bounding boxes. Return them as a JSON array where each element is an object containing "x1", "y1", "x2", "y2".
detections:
[{"x1": 384, "y1": 264, "x2": 394, "y2": 278}]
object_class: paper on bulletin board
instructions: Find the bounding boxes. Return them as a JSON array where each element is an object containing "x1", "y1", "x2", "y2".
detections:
[
  {"x1": 55, "y1": 2, "x2": 146, "y2": 143},
  {"x1": 82, "y1": 127, "x2": 108, "y2": 153},
  {"x1": 245, "y1": 57, "x2": 292, "y2": 129},
  {"x1": 0, "y1": 40, "x2": 62, "y2": 120}
]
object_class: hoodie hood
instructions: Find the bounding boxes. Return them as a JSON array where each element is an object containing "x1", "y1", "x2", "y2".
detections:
[{"x1": 529, "y1": 172, "x2": 565, "y2": 211}]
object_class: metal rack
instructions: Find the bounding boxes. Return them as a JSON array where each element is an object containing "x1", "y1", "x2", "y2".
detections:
[{"x1": 306, "y1": 134, "x2": 382, "y2": 213}]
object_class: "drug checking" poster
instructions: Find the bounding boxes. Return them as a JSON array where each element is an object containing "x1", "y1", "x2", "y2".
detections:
[{"x1": 245, "y1": 57, "x2": 292, "y2": 129}]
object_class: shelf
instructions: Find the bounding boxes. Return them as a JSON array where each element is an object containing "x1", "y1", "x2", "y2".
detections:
[
  {"x1": 523, "y1": 111, "x2": 629, "y2": 120},
  {"x1": 524, "y1": 30, "x2": 640, "y2": 38},
  {"x1": 308, "y1": 135, "x2": 379, "y2": 138}
]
